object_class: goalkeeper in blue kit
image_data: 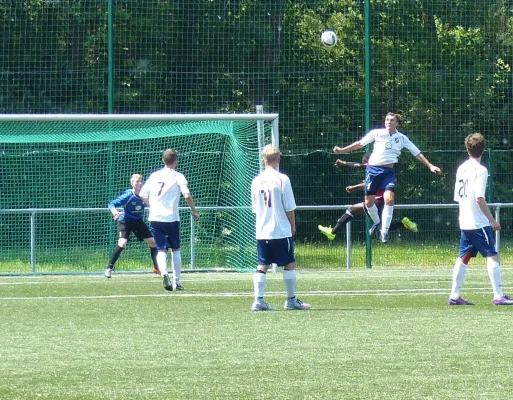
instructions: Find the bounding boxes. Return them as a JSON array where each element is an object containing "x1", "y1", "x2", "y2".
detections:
[{"x1": 104, "y1": 174, "x2": 159, "y2": 278}]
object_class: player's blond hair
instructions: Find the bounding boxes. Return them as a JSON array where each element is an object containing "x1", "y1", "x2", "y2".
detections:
[
  {"x1": 261, "y1": 145, "x2": 281, "y2": 164},
  {"x1": 465, "y1": 133, "x2": 485, "y2": 158},
  {"x1": 130, "y1": 173, "x2": 143, "y2": 184}
]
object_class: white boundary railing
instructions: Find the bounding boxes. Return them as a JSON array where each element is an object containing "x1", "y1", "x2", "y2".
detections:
[
  {"x1": 297, "y1": 203, "x2": 513, "y2": 268},
  {"x1": 1, "y1": 203, "x2": 512, "y2": 273}
]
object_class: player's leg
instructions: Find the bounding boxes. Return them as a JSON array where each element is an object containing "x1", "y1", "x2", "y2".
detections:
[
  {"x1": 318, "y1": 203, "x2": 362, "y2": 239},
  {"x1": 270, "y1": 238, "x2": 310, "y2": 310},
  {"x1": 388, "y1": 221, "x2": 403, "y2": 232},
  {"x1": 105, "y1": 222, "x2": 129, "y2": 278},
  {"x1": 149, "y1": 221, "x2": 173, "y2": 291},
  {"x1": 363, "y1": 194, "x2": 380, "y2": 224},
  {"x1": 164, "y1": 221, "x2": 184, "y2": 290},
  {"x1": 170, "y1": 249, "x2": 184, "y2": 290},
  {"x1": 448, "y1": 231, "x2": 475, "y2": 305},
  {"x1": 379, "y1": 169, "x2": 396, "y2": 240},
  {"x1": 486, "y1": 255, "x2": 510, "y2": 304},
  {"x1": 251, "y1": 241, "x2": 274, "y2": 311},
  {"x1": 380, "y1": 190, "x2": 394, "y2": 242},
  {"x1": 363, "y1": 167, "x2": 383, "y2": 226},
  {"x1": 388, "y1": 217, "x2": 418, "y2": 232},
  {"x1": 477, "y1": 226, "x2": 513, "y2": 305},
  {"x1": 333, "y1": 203, "x2": 363, "y2": 234},
  {"x1": 369, "y1": 197, "x2": 384, "y2": 236},
  {"x1": 135, "y1": 219, "x2": 159, "y2": 274},
  {"x1": 143, "y1": 237, "x2": 159, "y2": 275}
]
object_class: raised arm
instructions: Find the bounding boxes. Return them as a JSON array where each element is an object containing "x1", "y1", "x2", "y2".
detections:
[{"x1": 333, "y1": 140, "x2": 364, "y2": 155}]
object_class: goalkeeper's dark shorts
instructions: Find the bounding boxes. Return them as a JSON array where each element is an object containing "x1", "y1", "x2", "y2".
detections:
[{"x1": 117, "y1": 219, "x2": 152, "y2": 241}]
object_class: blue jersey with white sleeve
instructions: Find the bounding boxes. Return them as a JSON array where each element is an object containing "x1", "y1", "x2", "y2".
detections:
[{"x1": 108, "y1": 189, "x2": 146, "y2": 222}]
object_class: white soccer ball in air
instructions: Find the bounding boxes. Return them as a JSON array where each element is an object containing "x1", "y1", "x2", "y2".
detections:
[{"x1": 320, "y1": 29, "x2": 338, "y2": 47}]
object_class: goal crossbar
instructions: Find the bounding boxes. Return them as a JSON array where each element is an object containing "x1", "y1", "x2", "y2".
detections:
[{"x1": 0, "y1": 113, "x2": 279, "y2": 122}]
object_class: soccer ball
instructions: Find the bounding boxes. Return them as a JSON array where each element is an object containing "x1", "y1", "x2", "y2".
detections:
[{"x1": 320, "y1": 29, "x2": 338, "y2": 47}]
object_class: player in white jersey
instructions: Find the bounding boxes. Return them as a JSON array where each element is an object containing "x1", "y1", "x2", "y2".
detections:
[
  {"x1": 448, "y1": 133, "x2": 512, "y2": 306},
  {"x1": 332, "y1": 113, "x2": 441, "y2": 242},
  {"x1": 250, "y1": 145, "x2": 310, "y2": 311},
  {"x1": 140, "y1": 149, "x2": 199, "y2": 292}
]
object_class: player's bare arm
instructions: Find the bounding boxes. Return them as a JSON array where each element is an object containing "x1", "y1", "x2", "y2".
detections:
[
  {"x1": 415, "y1": 153, "x2": 442, "y2": 175},
  {"x1": 286, "y1": 210, "x2": 296, "y2": 235},
  {"x1": 140, "y1": 196, "x2": 150, "y2": 207},
  {"x1": 476, "y1": 197, "x2": 501, "y2": 231},
  {"x1": 184, "y1": 193, "x2": 199, "y2": 220},
  {"x1": 110, "y1": 208, "x2": 123, "y2": 221},
  {"x1": 333, "y1": 141, "x2": 363, "y2": 155},
  {"x1": 335, "y1": 159, "x2": 366, "y2": 169},
  {"x1": 346, "y1": 182, "x2": 365, "y2": 193}
]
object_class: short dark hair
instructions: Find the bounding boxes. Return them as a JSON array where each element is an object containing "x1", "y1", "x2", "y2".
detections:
[
  {"x1": 465, "y1": 133, "x2": 485, "y2": 158},
  {"x1": 162, "y1": 149, "x2": 178, "y2": 166},
  {"x1": 386, "y1": 112, "x2": 401, "y2": 123}
]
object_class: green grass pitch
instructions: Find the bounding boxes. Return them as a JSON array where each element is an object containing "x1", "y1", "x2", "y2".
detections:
[{"x1": 1, "y1": 267, "x2": 512, "y2": 399}]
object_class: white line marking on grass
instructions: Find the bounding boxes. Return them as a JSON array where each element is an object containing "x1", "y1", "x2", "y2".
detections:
[
  {"x1": 0, "y1": 287, "x2": 496, "y2": 301},
  {"x1": 0, "y1": 273, "x2": 457, "y2": 286},
  {"x1": 3, "y1": 266, "x2": 512, "y2": 285}
]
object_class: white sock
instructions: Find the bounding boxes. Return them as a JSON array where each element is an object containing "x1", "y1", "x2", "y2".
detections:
[
  {"x1": 381, "y1": 205, "x2": 394, "y2": 234},
  {"x1": 172, "y1": 250, "x2": 181, "y2": 284},
  {"x1": 365, "y1": 204, "x2": 380, "y2": 225},
  {"x1": 156, "y1": 251, "x2": 168, "y2": 275},
  {"x1": 487, "y1": 259, "x2": 504, "y2": 300},
  {"x1": 450, "y1": 258, "x2": 467, "y2": 299},
  {"x1": 283, "y1": 269, "x2": 297, "y2": 298},
  {"x1": 253, "y1": 272, "x2": 266, "y2": 300}
]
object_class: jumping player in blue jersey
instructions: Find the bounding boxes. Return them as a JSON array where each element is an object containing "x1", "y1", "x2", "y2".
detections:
[
  {"x1": 104, "y1": 174, "x2": 159, "y2": 278},
  {"x1": 333, "y1": 113, "x2": 441, "y2": 243}
]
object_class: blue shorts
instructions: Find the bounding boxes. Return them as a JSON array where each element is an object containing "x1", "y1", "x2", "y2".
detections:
[
  {"x1": 257, "y1": 237, "x2": 295, "y2": 267},
  {"x1": 150, "y1": 221, "x2": 180, "y2": 251},
  {"x1": 364, "y1": 166, "x2": 395, "y2": 196},
  {"x1": 459, "y1": 226, "x2": 497, "y2": 259}
]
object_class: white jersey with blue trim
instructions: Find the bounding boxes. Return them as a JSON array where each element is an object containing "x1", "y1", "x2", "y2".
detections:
[
  {"x1": 453, "y1": 158, "x2": 490, "y2": 230},
  {"x1": 251, "y1": 168, "x2": 296, "y2": 240},
  {"x1": 359, "y1": 128, "x2": 421, "y2": 166},
  {"x1": 140, "y1": 167, "x2": 190, "y2": 222}
]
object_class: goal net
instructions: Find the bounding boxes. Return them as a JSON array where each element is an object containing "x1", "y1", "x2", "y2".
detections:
[{"x1": 0, "y1": 114, "x2": 278, "y2": 274}]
